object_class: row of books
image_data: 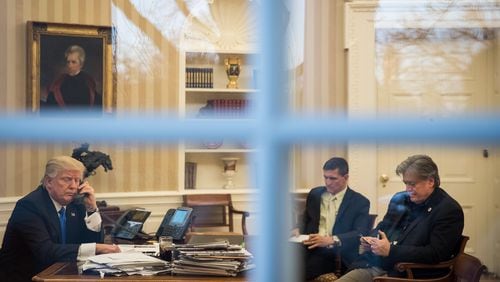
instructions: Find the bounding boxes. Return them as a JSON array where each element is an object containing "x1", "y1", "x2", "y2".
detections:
[
  {"x1": 186, "y1": 67, "x2": 213, "y2": 88},
  {"x1": 198, "y1": 99, "x2": 250, "y2": 118}
]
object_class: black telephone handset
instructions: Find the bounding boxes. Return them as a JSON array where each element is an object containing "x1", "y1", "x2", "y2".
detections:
[
  {"x1": 72, "y1": 180, "x2": 88, "y2": 205},
  {"x1": 156, "y1": 207, "x2": 193, "y2": 241},
  {"x1": 73, "y1": 192, "x2": 88, "y2": 205}
]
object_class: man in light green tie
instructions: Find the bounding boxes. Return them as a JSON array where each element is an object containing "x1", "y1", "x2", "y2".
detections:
[{"x1": 291, "y1": 157, "x2": 371, "y2": 280}]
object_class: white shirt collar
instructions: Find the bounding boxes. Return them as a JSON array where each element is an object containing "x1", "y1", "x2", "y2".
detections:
[{"x1": 48, "y1": 193, "x2": 65, "y2": 212}]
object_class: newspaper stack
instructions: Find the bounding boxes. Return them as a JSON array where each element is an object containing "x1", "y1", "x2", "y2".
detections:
[
  {"x1": 81, "y1": 249, "x2": 169, "y2": 277},
  {"x1": 172, "y1": 241, "x2": 254, "y2": 277}
]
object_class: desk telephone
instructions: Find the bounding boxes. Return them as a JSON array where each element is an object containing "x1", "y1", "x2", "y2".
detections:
[
  {"x1": 156, "y1": 207, "x2": 193, "y2": 241},
  {"x1": 112, "y1": 209, "x2": 152, "y2": 240}
]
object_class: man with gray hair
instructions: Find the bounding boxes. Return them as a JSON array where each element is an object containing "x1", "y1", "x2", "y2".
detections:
[
  {"x1": 337, "y1": 154, "x2": 464, "y2": 281},
  {"x1": 0, "y1": 156, "x2": 120, "y2": 281},
  {"x1": 43, "y1": 44, "x2": 102, "y2": 111}
]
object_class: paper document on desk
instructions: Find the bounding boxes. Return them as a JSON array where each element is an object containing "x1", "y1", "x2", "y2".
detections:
[
  {"x1": 88, "y1": 251, "x2": 166, "y2": 267},
  {"x1": 83, "y1": 251, "x2": 169, "y2": 276},
  {"x1": 289, "y1": 234, "x2": 309, "y2": 243},
  {"x1": 118, "y1": 244, "x2": 159, "y2": 256}
]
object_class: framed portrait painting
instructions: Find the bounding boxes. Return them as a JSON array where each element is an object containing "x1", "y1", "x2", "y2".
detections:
[{"x1": 26, "y1": 21, "x2": 116, "y2": 114}]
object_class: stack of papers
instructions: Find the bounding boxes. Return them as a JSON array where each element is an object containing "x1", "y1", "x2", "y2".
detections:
[
  {"x1": 82, "y1": 250, "x2": 169, "y2": 277},
  {"x1": 172, "y1": 241, "x2": 255, "y2": 277},
  {"x1": 289, "y1": 234, "x2": 309, "y2": 243}
]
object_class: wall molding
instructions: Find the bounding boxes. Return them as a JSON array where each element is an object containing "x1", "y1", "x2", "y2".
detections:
[{"x1": 0, "y1": 191, "x2": 257, "y2": 241}]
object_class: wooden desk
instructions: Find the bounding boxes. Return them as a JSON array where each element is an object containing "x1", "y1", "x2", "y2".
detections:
[{"x1": 33, "y1": 262, "x2": 250, "y2": 281}]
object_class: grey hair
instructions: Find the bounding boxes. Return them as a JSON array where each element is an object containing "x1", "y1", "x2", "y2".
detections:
[
  {"x1": 65, "y1": 45, "x2": 86, "y2": 66},
  {"x1": 396, "y1": 154, "x2": 440, "y2": 188},
  {"x1": 42, "y1": 156, "x2": 85, "y2": 183}
]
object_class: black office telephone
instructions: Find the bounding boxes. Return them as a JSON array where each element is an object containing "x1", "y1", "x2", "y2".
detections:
[
  {"x1": 112, "y1": 208, "x2": 152, "y2": 240},
  {"x1": 156, "y1": 207, "x2": 193, "y2": 241}
]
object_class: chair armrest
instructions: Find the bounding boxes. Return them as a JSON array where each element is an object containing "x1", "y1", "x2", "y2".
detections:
[
  {"x1": 373, "y1": 272, "x2": 452, "y2": 282},
  {"x1": 395, "y1": 259, "x2": 454, "y2": 278},
  {"x1": 231, "y1": 208, "x2": 250, "y2": 235},
  {"x1": 334, "y1": 251, "x2": 342, "y2": 277},
  {"x1": 231, "y1": 208, "x2": 250, "y2": 217},
  {"x1": 373, "y1": 277, "x2": 415, "y2": 282}
]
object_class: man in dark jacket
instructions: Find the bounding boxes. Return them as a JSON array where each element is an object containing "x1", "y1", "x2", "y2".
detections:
[
  {"x1": 337, "y1": 154, "x2": 464, "y2": 281},
  {"x1": 291, "y1": 157, "x2": 371, "y2": 280},
  {"x1": 0, "y1": 156, "x2": 120, "y2": 282}
]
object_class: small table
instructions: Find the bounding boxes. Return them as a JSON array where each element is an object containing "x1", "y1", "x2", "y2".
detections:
[{"x1": 33, "y1": 262, "x2": 250, "y2": 281}]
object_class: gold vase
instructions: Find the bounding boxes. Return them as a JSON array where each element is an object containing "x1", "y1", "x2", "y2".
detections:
[{"x1": 225, "y1": 57, "x2": 241, "y2": 89}]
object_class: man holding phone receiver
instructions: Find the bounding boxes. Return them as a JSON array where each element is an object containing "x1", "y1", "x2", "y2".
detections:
[{"x1": 0, "y1": 156, "x2": 120, "y2": 282}]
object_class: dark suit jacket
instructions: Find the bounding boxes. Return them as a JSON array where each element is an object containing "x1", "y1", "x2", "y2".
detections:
[
  {"x1": 353, "y1": 187, "x2": 464, "y2": 278},
  {"x1": 0, "y1": 186, "x2": 102, "y2": 282},
  {"x1": 299, "y1": 187, "x2": 371, "y2": 267}
]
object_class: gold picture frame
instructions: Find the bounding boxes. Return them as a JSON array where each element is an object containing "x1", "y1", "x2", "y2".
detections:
[{"x1": 26, "y1": 21, "x2": 115, "y2": 113}]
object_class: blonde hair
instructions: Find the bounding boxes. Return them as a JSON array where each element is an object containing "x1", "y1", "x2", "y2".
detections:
[{"x1": 42, "y1": 156, "x2": 85, "y2": 182}]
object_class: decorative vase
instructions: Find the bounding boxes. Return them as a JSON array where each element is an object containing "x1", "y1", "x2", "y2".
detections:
[
  {"x1": 225, "y1": 57, "x2": 241, "y2": 89},
  {"x1": 221, "y1": 157, "x2": 239, "y2": 189}
]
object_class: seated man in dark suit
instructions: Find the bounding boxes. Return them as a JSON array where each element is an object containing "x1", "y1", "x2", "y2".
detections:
[
  {"x1": 337, "y1": 154, "x2": 464, "y2": 281},
  {"x1": 0, "y1": 156, "x2": 120, "y2": 282},
  {"x1": 291, "y1": 157, "x2": 371, "y2": 280}
]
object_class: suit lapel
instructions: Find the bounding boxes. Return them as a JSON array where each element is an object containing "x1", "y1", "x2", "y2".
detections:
[
  {"x1": 313, "y1": 187, "x2": 325, "y2": 221},
  {"x1": 396, "y1": 213, "x2": 425, "y2": 242},
  {"x1": 335, "y1": 188, "x2": 352, "y2": 220},
  {"x1": 394, "y1": 198, "x2": 437, "y2": 243},
  {"x1": 39, "y1": 186, "x2": 64, "y2": 242}
]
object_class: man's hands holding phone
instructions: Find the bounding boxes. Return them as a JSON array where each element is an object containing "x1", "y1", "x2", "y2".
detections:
[
  {"x1": 360, "y1": 230, "x2": 391, "y2": 257},
  {"x1": 75, "y1": 181, "x2": 98, "y2": 212}
]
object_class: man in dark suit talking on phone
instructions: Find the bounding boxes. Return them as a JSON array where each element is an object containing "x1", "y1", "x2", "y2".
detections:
[{"x1": 0, "y1": 156, "x2": 120, "y2": 282}]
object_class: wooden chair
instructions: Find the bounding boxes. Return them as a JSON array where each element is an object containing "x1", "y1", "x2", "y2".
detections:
[
  {"x1": 182, "y1": 194, "x2": 250, "y2": 235},
  {"x1": 453, "y1": 253, "x2": 486, "y2": 282},
  {"x1": 372, "y1": 235, "x2": 470, "y2": 282},
  {"x1": 96, "y1": 200, "x2": 124, "y2": 238},
  {"x1": 292, "y1": 192, "x2": 308, "y2": 226}
]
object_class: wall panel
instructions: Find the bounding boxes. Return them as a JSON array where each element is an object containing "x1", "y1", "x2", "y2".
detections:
[
  {"x1": 293, "y1": 0, "x2": 346, "y2": 191},
  {"x1": 0, "y1": 0, "x2": 179, "y2": 197}
]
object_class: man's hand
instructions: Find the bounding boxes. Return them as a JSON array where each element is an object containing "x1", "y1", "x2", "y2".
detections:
[
  {"x1": 290, "y1": 228, "x2": 300, "y2": 237},
  {"x1": 369, "y1": 230, "x2": 391, "y2": 257},
  {"x1": 303, "y1": 234, "x2": 333, "y2": 249},
  {"x1": 96, "y1": 243, "x2": 121, "y2": 254},
  {"x1": 359, "y1": 236, "x2": 373, "y2": 253},
  {"x1": 77, "y1": 181, "x2": 98, "y2": 212}
]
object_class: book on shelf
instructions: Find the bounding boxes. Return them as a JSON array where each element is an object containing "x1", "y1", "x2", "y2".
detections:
[
  {"x1": 197, "y1": 99, "x2": 249, "y2": 118},
  {"x1": 185, "y1": 162, "x2": 197, "y2": 189},
  {"x1": 186, "y1": 67, "x2": 213, "y2": 88}
]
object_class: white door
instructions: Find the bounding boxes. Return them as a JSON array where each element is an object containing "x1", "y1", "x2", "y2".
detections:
[
  {"x1": 375, "y1": 30, "x2": 494, "y2": 268},
  {"x1": 490, "y1": 31, "x2": 500, "y2": 276}
]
